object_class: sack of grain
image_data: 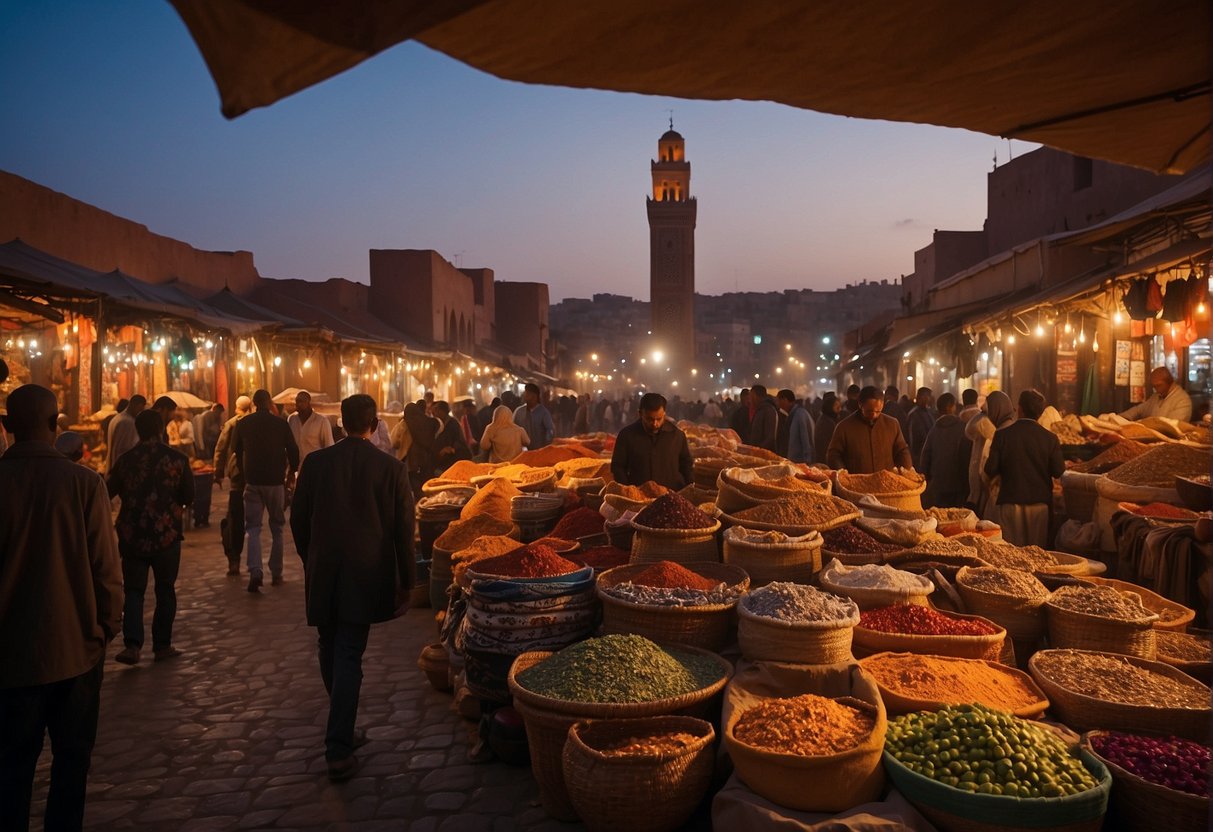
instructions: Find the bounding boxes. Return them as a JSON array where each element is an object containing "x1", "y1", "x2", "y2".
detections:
[{"x1": 855, "y1": 515, "x2": 938, "y2": 547}]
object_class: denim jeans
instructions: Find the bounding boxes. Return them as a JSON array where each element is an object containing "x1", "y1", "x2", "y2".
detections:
[
  {"x1": 244, "y1": 484, "x2": 285, "y2": 577},
  {"x1": 0, "y1": 659, "x2": 104, "y2": 832},
  {"x1": 120, "y1": 542, "x2": 181, "y2": 651},
  {"x1": 317, "y1": 622, "x2": 370, "y2": 761}
]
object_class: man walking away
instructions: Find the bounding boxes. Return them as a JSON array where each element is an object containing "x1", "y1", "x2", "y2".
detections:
[
  {"x1": 729, "y1": 388, "x2": 752, "y2": 444},
  {"x1": 0, "y1": 384, "x2": 123, "y2": 832},
  {"x1": 232, "y1": 389, "x2": 299, "y2": 592},
  {"x1": 777, "y1": 389, "x2": 815, "y2": 463},
  {"x1": 984, "y1": 390, "x2": 1063, "y2": 547},
  {"x1": 213, "y1": 395, "x2": 252, "y2": 576},
  {"x1": 108, "y1": 410, "x2": 195, "y2": 664},
  {"x1": 906, "y1": 387, "x2": 936, "y2": 470},
  {"x1": 105, "y1": 394, "x2": 145, "y2": 474},
  {"x1": 290, "y1": 394, "x2": 415, "y2": 782},
  {"x1": 513, "y1": 383, "x2": 554, "y2": 450},
  {"x1": 610, "y1": 392, "x2": 694, "y2": 491},
  {"x1": 920, "y1": 393, "x2": 972, "y2": 508},
  {"x1": 288, "y1": 390, "x2": 334, "y2": 467}
]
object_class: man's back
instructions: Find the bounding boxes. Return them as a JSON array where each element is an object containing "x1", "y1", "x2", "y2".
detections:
[
  {"x1": 986, "y1": 419, "x2": 1062, "y2": 505},
  {"x1": 234, "y1": 410, "x2": 299, "y2": 486},
  {"x1": 290, "y1": 438, "x2": 414, "y2": 626},
  {"x1": 0, "y1": 443, "x2": 122, "y2": 687}
]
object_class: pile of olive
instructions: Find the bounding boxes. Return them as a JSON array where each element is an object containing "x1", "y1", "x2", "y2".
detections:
[{"x1": 885, "y1": 704, "x2": 1100, "y2": 798}]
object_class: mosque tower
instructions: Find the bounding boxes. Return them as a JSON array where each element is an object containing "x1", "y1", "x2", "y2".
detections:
[{"x1": 646, "y1": 120, "x2": 697, "y2": 373}]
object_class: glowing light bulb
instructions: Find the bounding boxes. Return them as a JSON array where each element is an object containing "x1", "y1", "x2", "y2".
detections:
[
  {"x1": 1063, "y1": 321, "x2": 1072, "y2": 334},
  {"x1": 1078, "y1": 329, "x2": 1086, "y2": 344},
  {"x1": 1113, "y1": 310, "x2": 1123, "y2": 325},
  {"x1": 273, "y1": 356, "x2": 282, "y2": 367},
  {"x1": 1034, "y1": 324, "x2": 1044, "y2": 338},
  {"x1": 1007, "y1": 335, "x2": 1016, "y2": 345},
  {"x1": 303, "y1": 359, "x2": 312, "y2": 369},
  {"x1": 1199, "y1": 301, "x2": 1207, "y2": 315}
]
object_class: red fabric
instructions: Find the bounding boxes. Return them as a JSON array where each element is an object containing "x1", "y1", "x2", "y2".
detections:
[{"x1": 1145, "y1": 276, "x2": 1164, "y2": 313}]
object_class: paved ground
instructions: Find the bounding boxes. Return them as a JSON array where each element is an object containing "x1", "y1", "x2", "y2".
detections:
[{"x1": 28, "y1": 485, "x2": 581, "y2": 832}]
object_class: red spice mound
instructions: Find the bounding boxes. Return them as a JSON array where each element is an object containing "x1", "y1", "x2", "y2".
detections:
[
  {"x1": 630, "y1": 560, "x2": 719, "y2": 591},
  {"x1": 1128, "y1": 502, "x2": 1196, "y2": 519},
  {"x1": 529, "y1": 536, "x2": 576, "y2": 551},
  {"x1": 633, "y1": 493, "x2": 715, "y2": 530},
  {"x1": 859, "y1": 605, "x2": 999, "y2": 636},
  {"x1": 551, "y1": 507, "x2": 606, "y2": 539},
  {"x1": 576, "y1": 545, "x2": 631, "y2": 571},
  {"x1": 821, "y1": 524, "x2": 903, "y2": 554},
  {"x1": 472, "y1": 543, "x2": 581, "y2": 579}
]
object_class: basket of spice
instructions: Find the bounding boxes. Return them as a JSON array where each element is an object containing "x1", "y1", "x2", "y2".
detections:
[
  {"x1": 561, "y1": 716, "x2": 715, "y2": 832},
  {"x1": 507, "y1": 635, "x2": 732, "y2": 820},
  {"x1": 1117, "y1": 501, "x2": 1201, "y2": 522},
  {"x1": 721, "y1": 662, "x2": 887, "y2": 812},
  {"x1": 852, "y1": 604, "x2": 1006, "y2": 662},
  {"x1": 1044, "y1": 585, "x2": 1159, "y2": 659},
  {"x1": 602, "y1": 480, "x2": 669, "y2": 514},
  {"x1": 859, "y1": 651, "x2": 1049, "y2": 718},
  {"x1": 884, "y1": 704, "x2": 1111, "y2": 832},
  {"x1": 1028, "y1": 649, "x2": 1211, "y2": 742},
  {"x1": 1081, "y1": 730, "x2": 1210, "y2": 832},
  {"x1": 1083, "y1": 576, "x2": 1195, "y2": 632},
  {"x1": 954, "y1": 566, "x2": 1050, "y2": 649},
  {"x1": 596, "y1": 561, "x2": 749, "y2": 651},
  {"x1": 629, "y1": 494, "x2": 721, "y2": 564},
  {"x1": 1154, "y1": 629, "x2": 1212, "y2": 684},
  {"x1": 736, "y1": 582, "x2": 861, "y2": 664},
  {"x1": 818, "y1": 559, "x2": 934, "y2": 610},
  {"x1": 719, "y1": 489, "x2": 860, "y2": 535},
  {"x1": 676, "y1": 482, "x2": 718, "y2": 507},
  {"x1": 955, "y1": 536, "x2": 1086, "y2": 576},
  {"x1": 820, "y1": 523, "x2": 907, "y2": 566},
  {"x1": 835, "y1": 468, "x2": 927, "y2": 512},
  {"x1": 721, "y1": 526, "x2": 823, "y2": 587},
  {"x1": 716, "y1": 463, "x2": 830, "y2": 514},
  {"x1": 549, "y1": 506, "x2": 607, "y2": 542}
]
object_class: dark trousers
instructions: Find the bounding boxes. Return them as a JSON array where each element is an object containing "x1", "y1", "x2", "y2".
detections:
[
  {"x1": 317, "y1": 622, "x2": 370, "y2": 761},
  {"x1": 223, "y1": 487, "x2": 245, "y2": 562},
  {"x1": 0, "y1": 659, "x2": 104, "y2": 832},
  {"x1": 120, "y1": 542, "x2": 181, "y2": 651}
]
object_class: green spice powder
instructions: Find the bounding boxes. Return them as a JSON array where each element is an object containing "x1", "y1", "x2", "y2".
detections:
[{"x1": 516, "y1": 634, "x2": 723, "y2": 703}]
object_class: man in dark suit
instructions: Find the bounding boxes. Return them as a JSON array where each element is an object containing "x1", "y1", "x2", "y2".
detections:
[
  {"x1": 984, "y1": 389, "x2": 1064, "y2": 547},
  {"x1": 290, "y1": 394, "x2": 415, "y2": 782}
]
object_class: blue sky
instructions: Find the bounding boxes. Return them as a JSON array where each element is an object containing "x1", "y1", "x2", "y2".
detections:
[{"x1": 1, "y1": 1, "x2": 1039, "y2": 300}]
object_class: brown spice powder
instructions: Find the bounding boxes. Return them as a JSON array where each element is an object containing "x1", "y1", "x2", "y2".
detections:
[{"x1": 733, "y1": 694, "x2": 874, "y2": 756}]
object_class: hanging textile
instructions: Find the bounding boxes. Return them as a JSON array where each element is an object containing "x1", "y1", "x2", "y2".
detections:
[
  {"x1": 1145, "y1": 276, "x2": 1164, "y2": 314},
  {"x1": 1080, "y1": 362, "x2": 1101, "y2": 415},
  {"x1": 952, "y1": 331, "x2": 977, "y2": 378},
  {"x1": 1161, "y1": 278, "x2": 1189, "y2": 321},
  {"x1": 1121, "y1": 279, "x2": 1150, "y2": 319}
]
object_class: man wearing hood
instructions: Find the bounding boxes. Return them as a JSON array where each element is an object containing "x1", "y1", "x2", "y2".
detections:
[
  {"x1": 610, "y1": 392, "x2": 693, "y2": 491},
  {"x1": 985, "y1": 389, "x2": 1064, "y2": 547},
  {"x1": 965, "y1": 389, "x2": 1014, "y2": 518},
  {"x1": 920, "y1": 393, "x2": 972, "y2": 508}
]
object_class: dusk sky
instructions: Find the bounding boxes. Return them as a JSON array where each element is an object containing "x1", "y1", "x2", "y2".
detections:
[{"x1": 2, "y1": 2, "x2": 1039, "y2": 301}]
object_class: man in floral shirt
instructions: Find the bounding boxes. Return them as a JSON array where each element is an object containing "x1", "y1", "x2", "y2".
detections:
[{"x1": 107, "y1": 410, "x2": 195, "y2": 664}]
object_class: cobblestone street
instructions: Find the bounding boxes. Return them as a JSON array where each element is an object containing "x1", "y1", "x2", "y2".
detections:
[{"x1": 29, "y1": 486, "x2": 580, "y2": 832}]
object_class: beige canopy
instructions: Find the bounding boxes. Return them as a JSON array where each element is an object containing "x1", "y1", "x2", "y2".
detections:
[{"x1": 170, "y1": 0, "x2": 1209, "y2": 174}]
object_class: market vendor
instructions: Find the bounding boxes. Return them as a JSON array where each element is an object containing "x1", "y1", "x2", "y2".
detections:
[
  {"x1": 610, "y1": 392, "x2": 693, "y2": 490},
  {"x1": 825, "y1": 385, "x2": 912, "y2": 473},
  {"x1": 1119, "y1": 366, "x2": 1192, "y2": 422}
]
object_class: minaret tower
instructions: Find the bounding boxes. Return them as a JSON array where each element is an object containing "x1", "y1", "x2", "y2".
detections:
[{"x1": 647, "y1": 119, "x2": 697, "y2": 373}]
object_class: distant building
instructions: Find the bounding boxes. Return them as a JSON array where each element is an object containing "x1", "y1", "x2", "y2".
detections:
[{"x1": 647, "y1": 124, "x2": 697, "y2": 370}]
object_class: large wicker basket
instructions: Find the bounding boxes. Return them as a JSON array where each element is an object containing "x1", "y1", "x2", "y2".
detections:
[
  {"x1": 508, "y1": 647, "x2": 732, "y2": 821},
  {"x1": 1080, "y1": 730, "x2": 1209, "y2": 832},
  {"x1": 718, "y1": 506, "x2": 860, "y2": 536},
  {"x1": 562, "y1": 716, "x2": 715, "y2": 832},
  {"x1": 859, "y1": 651, "x2": 1049, "y2": 718},
  {"x1": 1043, "y1": 593, "x2": 1159, "y2": 660},
  {"x1": 736, "y1": 598, "x2": 860, "y2": 664},
  {"x1": 852, "y1": 611, "x2": 1007, "y2": 662},
  {"x1": 954, "y1": 566, "x2": 1048, "y2": 645},
  {"x1": 722, "y1": 527, "x2": 822, "y2": 587},
  {"x1": 629, "y1": 519, "x2": 721, "y2": 564},
  {"x1": 1028, "y1": 649, "x2": 1211, "y2": 742},
  {"x1": 1083, "y1": 576, "x2": 1195, "y2": 633},
  {"x1": 835, "y1": 472, "x2": 926, "y2": 513},
  {"x1": 595, "y1": 562, "x2": 749, "y2": 652}
]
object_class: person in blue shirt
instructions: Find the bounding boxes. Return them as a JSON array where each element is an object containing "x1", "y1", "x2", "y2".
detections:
[
  {"x1": 776, "y1": 389, "x2": 815, "y2": 463},
  {"x1": 513, "y1": 383, "x2": 554, "y2": 450}
]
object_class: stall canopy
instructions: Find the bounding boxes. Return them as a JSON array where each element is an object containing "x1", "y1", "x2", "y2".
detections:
[{"x1": 171, "y1": 0, "x2": 1210, "y2": 173}]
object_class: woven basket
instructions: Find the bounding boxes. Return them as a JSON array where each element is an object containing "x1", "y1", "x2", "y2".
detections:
[
  {"x1": 836, "y1": 473, "x2": 926, "y2": 513},
  {"x1": 508, "y1": 648, "x2": 732, "y2": 820},
  {"x1": 955, "y1": 566, "x2": 1048, "y2": 644},
  {"x1": 603, "y1": 493, "x2": 652, "y2": 514},
  {"x1": 629, "y1": 520, "x2": 721, "y2": 565},
  {"x1": 883, "y1": 748, "x2": 1110, "y2": 832},
  {"x1": 736, "y1": 599, "x2": 860, "y2": 664},
  {"x1": 718, "y1": 507, "x2": 860, "y2": 536},
  {"x1": 722, "y1": 528, "x2": 823, "y2": 587},
  {"x1": 1028, "y1": 650, "x2": 1211, "y2": 742},
  {"x1": 1044, "y1": 594, "x2": 1159, "y2": 660},
  {"x1": 1060, "y1": 471, "x2": 1101, "y2": 522},
  {"x1": 818, "y1": 563, "x2": 933, "y2": 611},
  {"x1": 676, "y1": 483, "x2": 718, "y2": 507},
  {"x1": 859, "y1": 651, "x2": 1050, "y2": 718},
  {"x1": 1155, "y1": 630, "x2": 1213, "y2": 684},
  {"x1": 562, "y1": 716, "x2": 715, "y2": 832},
  {"x1": 852, "y1": 611, "x2": 1006, "y2": 662},
  {"x1": 1081, "y1": 730, "x2": 1209, "y2": 832},
  {"x1": 595, "y1": 562, "x2": 749, "y2": 652},
  {"x1": 819, "y1": 546, "x2": 895, "y2": 566},
  {"x1": 1083, "y1": 576, "x2": 1195, "y2": 633}
]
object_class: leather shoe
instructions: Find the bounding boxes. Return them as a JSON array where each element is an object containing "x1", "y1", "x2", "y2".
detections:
[
  {"x1": 154, "y1": 646, "x2": 183, "y2": 662},
  {"x1": 115, "y1": 646, "x2": 140, "y2": 665},
  {"x1": 247, "y1": 571, "x2": 263, "y2": 593},
  {"x1": 353, "y1": 729, "x2": 369, "y2": 749},
  {"x1": 327, "y1": 754, "x2": 359, "y2": 782}
]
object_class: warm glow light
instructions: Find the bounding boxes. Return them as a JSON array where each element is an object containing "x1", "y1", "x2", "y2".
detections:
[
  {"x1": 785, "y1": 343, "x2": 792, "y2": 350},
  {"x1": 590, "y1": 353, "x2": 598, "y2": 362},
  {"x1": 1007, "y1": 334, "x2": 1016, "y2": 345},
  {"x1": 303, "y1": 359, "x2": 312, "y2": 369},
  {"x1": 691, "y1": 368, "x2": 697, "y2": 375},
  {"x1": 205, "y1": 340, "x2": 213, "y2": 349},
  {"x1": 1199, "y1": 302, "x2": 1207, "y2": 314},
  {"x1": 1063, "y1": 321, "x2": 1071, "y2": 334},
  {"x1": 652, "y1": 350, "x2": 664, "y2": 364},
  {"x1": 1112, "y1": 310, "x2": 1123, "y2": 325},
  {"x1": 273, "y1": 356, "x2": 282, "y2": 367},
  {"x1": 1034, "y1": 324, "x2": 1044, "y2": 338},
  {"x1": 902, "y1": 351, "x2": 910, "y2": 358}
]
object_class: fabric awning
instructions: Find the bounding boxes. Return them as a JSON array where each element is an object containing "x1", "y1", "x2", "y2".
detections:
[{"x1": 171, "y1": 0, "x2": 1210, "y2": 173}]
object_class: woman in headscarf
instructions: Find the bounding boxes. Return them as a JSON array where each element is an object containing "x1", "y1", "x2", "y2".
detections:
[
  {"x1": 965, "y1": 389, "x2": 1014, "y2": 520},
  {"x1": 479, "y1": 405, "x2": 530, "y2": 463},
  {"x1": 814, "y1": 392, "x2": 842, "y2": 465}
]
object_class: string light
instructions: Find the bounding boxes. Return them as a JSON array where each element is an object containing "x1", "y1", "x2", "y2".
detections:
[{"x1": 303, "y1": 359, "x2": 312, "y2": 369}]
